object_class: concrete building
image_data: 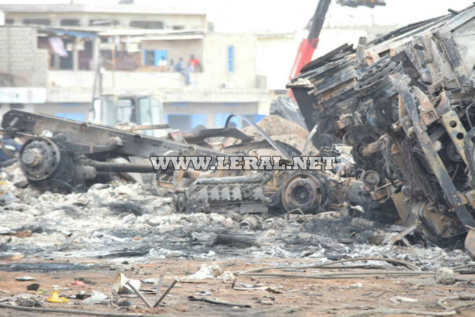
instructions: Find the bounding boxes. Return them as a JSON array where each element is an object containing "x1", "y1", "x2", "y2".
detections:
[
  {"x1": 0, "y1": 3, "x2": 269, "y2": 132},
  {"x1": 0, "y1": 3, "x2": 401, "y2": 133}
]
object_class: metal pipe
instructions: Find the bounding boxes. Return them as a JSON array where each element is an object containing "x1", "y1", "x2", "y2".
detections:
[
  {"x1": 0, "y1": 157, "x2": 17, "y2": 168},
  {"x1": 302, "y1": 124, "x2": 318, "y2": 153},
  {"x1": 88, "y1": 161, "x2": 156, "y2": 173},
  {"x1": 154, "y1": 275, "x2": 163, "y2": 304},
  {"x1": 195, "y1": 173, "x2": 272, "y2": 185},
  {"x1": 118, "y1": 124, "x2": 170, "y2": 132},
  {"x1": 125, "y1": 280, "x2": 153, "y2": 308},
  {"x1": 153, "y1": 278, "x2": 178, "y2": 308}
]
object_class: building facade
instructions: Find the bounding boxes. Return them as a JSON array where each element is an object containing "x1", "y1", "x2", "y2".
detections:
[{"x1": 0, "y1": 3, "x2": 269, "y2": 131}]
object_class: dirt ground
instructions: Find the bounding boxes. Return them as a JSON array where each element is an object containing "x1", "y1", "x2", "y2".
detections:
[{"x1": 0, "y1": 257, "x2": 474, "y2": 317}]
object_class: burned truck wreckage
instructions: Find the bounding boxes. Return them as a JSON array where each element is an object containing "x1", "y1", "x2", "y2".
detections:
[
  {"x1": 288, "y1": 5, "x2": 475, "y2": 250},
  {"x1": 1, "y1": 5, "x2": 475, "y2": 257},
  {"x1": 0, "y1": 110, "x2": 348, "y2": 221}
]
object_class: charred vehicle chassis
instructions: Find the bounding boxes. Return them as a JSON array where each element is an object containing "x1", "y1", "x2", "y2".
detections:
[
  {"x1": 1, "y1": 110, "x2": 352, "y2": 219},
  {"x1": 1, "y1": 110, "x2": 228, "y2": 192}
]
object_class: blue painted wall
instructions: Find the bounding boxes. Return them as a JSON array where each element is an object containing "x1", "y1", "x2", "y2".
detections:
[
  {"x1": 144, "y1": 50, "x2": 168, "y2": 65},
  {"x1": 228, "y1": 46, "x2": 234, "y2": 73}
]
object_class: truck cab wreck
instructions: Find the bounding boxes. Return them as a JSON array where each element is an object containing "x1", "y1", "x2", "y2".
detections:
[{"x1": 288, "y1": 5, "x2": 475, "y2": 251}]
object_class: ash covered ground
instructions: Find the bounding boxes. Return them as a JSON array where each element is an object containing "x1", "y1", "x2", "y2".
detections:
[
  {"x1": 1, "y1": 163, "x2": 472, "y2": 269},
  {"x1": 1, "y1": 163, "x2": 475, "y2": 317}
]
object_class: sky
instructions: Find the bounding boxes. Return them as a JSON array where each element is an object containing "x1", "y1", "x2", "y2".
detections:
[{"x1": 0, "y1": 0, "x2": 473, "y2": 32}]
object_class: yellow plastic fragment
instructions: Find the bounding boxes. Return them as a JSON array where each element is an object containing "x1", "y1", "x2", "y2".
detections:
[{"x1": 47, "y1": 291, "x2": 69, "y2": 303}]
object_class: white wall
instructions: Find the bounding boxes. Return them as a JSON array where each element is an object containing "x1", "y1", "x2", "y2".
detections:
[
  {"x1": 203, "y1": 33, "x2": 258, "y2": 89},
  {"x1": 314, "y1": 28, "x2": 368, "y2": 58},
  {"x1": 47, "y1": 71, "x2": 269, "y2": 103},
  {"x1": 257, "y1": 35, "x2": 297, "y2": 90},
  {"x1": 142, "y1": 39, "x2": 203, "y2": 65}
]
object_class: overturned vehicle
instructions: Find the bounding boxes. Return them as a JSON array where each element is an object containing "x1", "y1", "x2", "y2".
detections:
[{"x1": 288, "y1": 5, "x2": 475, "y2": 250}]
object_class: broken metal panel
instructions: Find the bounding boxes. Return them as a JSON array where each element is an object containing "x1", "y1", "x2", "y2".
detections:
[{"x1": 439, "y1": 110, "x2": 468, "y2": 164}]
